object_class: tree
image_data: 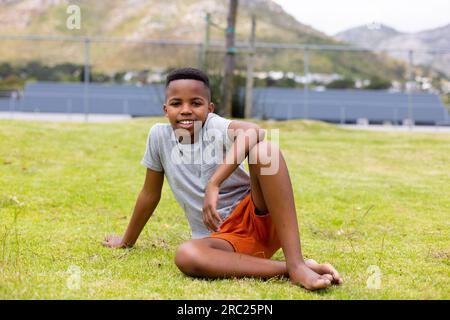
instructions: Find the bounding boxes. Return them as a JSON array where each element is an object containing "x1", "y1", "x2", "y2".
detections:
[
  {"x1": 365, "y1": 76, "x2": 391, "y2": 90},
  {"x1": 326, "y1": 78, "x2": 355, "y2": 89},
  {"x1": 221, "y1": 0, "x2": 239, "y2": 117}
]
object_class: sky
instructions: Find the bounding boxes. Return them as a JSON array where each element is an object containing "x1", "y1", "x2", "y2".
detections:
[{"x1": 272, "y1": 0, "x2": 450, "y2": 35}]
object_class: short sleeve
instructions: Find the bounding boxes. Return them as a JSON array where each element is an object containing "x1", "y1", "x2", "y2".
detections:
[
  {"x1": 204, "y1": 113, "x2": 233, "y2": 149},
  {"x1": 141, "y1": 125, "x2": 164, "y2": 172}
]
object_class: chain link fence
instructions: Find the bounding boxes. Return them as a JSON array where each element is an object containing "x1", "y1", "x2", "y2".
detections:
[{"x1": 0, "y1": 32, "x2": 449, "y2": 125}]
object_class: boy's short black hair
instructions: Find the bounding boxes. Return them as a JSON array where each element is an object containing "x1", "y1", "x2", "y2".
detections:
[{"x1": 165, "y1": 67, "x2": 210, "y2": 90}]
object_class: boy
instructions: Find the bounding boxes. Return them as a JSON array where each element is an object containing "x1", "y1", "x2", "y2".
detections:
[{"x1": 103, "y1": 68, "x2": 343, "y2": 290}]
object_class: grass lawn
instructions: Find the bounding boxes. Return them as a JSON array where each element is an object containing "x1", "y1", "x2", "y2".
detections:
[{"x1": 0, "y1": 118, "x2": 449, "y2": 299}]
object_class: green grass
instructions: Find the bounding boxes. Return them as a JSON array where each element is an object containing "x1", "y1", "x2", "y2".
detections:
[{"x1": 0, "y1": 118, "x2": 449, "y2": 299}]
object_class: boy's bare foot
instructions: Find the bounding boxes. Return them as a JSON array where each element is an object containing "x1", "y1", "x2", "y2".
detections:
[
  {"x1": 305, "y1": 259, "x2": 343, "y2": 285},
  {"x1": 289, "y1": 263, "x2": 333, "y2": 290}
]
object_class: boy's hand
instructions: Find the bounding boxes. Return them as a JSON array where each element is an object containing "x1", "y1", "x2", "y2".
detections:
[
  {"x1": 102, "y1": 235, "x2": 129, "y2": 249},
  {"x1": 203, "y1": 182, "x2": 223, "y2": 232}
]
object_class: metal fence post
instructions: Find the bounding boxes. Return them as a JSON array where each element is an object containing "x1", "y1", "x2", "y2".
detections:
[
  {"x1": 66, "y1": 98, "x2": 72, "y2": 121},
  {"x1": 245, "y1": 15, "x2": 256, "y2": 119},
  {"x1": 202, "y1": 13, "x2": 211, "y2": 71},
  {"x1": 444, "y1": 107, "x2": 449, "y2": 125},
  {"x1": 123, "y1": 99, "x2": 129, "y2": 115},
  {"x1": 303, "y1": 47, "x2": 310, "y2": 120},
  {"x1": 9, "y1": 93, "x2": 15, "y2": 119},
  {"x1": 340, "y1": 105, "x2": 345, "y2": 124},
  {"x1": 84, "y1": 37, "x2": 91, "y2": 122},
  {"x1": 393, "y1": 107, "x2": 398, "y2": 126},
  {"x1": 407, "y1": 49, "x2": 414, "y2": 128}
]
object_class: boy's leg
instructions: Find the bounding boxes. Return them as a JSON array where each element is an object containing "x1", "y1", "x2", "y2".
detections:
[
  {"x1": 175, "y1": 239, "x2": 340, "y2": 286},
  {"x1": 247, "y1": 140, "x2": 339, "y2": 288},
  {"x1": 175, "y1": 141, "x2": 342, "y2": 290},
  {"x1": 175, "y1": 237, "x2": 287, "y2": 278}
]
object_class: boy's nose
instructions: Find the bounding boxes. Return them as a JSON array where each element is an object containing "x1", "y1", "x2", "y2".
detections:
[{"x1": 180, "y1": 104, "x2": 192, "y2": 114}]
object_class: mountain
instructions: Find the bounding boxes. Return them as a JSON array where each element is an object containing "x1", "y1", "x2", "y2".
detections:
[
  {"x1": 0, "y1": 0, "x2": 324, "y2": 41},
  {"x1": 336, "y1": 23, "x2": 450, "y2": 77},
  {"x1": 0, "y1": 0, "x2": 425, "y2": 80},
  {"x1": 334, "y1": 24, "x2": 401, "y2": 48}
]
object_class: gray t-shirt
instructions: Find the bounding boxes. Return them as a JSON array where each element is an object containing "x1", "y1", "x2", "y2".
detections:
[{"x1": 141, "y1": 112, "x2": 251, "y2": 239}]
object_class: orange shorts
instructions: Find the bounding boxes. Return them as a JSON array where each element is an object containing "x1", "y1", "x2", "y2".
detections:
[{"x1": 209, "y1": 193, "x2": 281, "y2": 259}]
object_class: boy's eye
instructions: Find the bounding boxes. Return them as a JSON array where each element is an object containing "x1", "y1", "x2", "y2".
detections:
[
  {"x1": 170, "y1": 101, "x2": 181, "y2": 106},
  {"x1": 192, "y1": 101, "x2": 202, "y2": 106}
]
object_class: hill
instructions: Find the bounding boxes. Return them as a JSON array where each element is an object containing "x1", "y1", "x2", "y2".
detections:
[
  {"x1": 0, "y1": 0, "x2": 428, "y2": 80},
  {"x1": 336, "y1": 23, "x2": 450, "y2": 77}
]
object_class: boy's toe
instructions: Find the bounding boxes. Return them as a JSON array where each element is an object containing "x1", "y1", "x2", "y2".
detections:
[
  {"x1": 322, "y1": 274, "x2": 334, "y2": 282},
  {"x1": 304, "y1": 259, "x2": 343, "y2": 285},
  {"x1": 312, "y1": 277, "x2": 331, "y2": 290},
  {"x1": 323, "y1": 263, "x2": 342, "y2": 284},
  {"x1": 305, "y1": 258, "x2": 317, "y2": 266}
]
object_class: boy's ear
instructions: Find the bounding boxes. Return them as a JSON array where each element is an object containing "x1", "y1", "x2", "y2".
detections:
[
  {"x1": 163, "y1": 104, "x2": 168, "y2": 117},
  {"x1": 208, "y1": 102, "x2": 215, "y2": 113}
]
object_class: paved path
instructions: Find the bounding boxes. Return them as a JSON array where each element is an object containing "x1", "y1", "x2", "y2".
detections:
[
  {"x1": 338, "y1": 124, "x2": 450, "y2": 133},
  {"x1": 0, "y1": 112, "x2": 131, "y2": 123}
]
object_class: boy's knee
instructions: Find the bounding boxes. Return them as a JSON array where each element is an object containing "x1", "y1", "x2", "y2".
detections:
[{"x1": 174, "y1": 241, "x2": 203, "y2": 276}]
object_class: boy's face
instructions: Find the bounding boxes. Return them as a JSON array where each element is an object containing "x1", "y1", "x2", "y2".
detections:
[{"x1": 164, "y1": 79, "x2": 214, "y2": 142}]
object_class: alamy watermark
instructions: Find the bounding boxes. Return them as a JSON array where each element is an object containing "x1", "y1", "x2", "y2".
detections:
[
  {"x1": 29, "y1": 265, "x2": 113, "y2": 291},
  {"x1": 366, "y1": 265, "x2": 382, "y2": 289},
  {"x1": 66, "y1": 265, "x2": 81, "y2": 290},
  {"x1": 66, "y1": 4, "x2": 81, "y2": 30},
  {"x1": 366, "y1": 22, "x2": 382, "y2": 30}
]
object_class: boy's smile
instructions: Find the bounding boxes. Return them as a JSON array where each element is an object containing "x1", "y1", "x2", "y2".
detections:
[{"x1": 164, "y1": 79, "x2": 214, "y2": 143}]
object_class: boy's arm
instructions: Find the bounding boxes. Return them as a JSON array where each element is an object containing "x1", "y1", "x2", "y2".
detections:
[
  {"x1": 203, "y1": 120, "x2": 265, "y2": 232},
  {"x1": 103, "y1": 168, "x2": 164, "y2": 248}
]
